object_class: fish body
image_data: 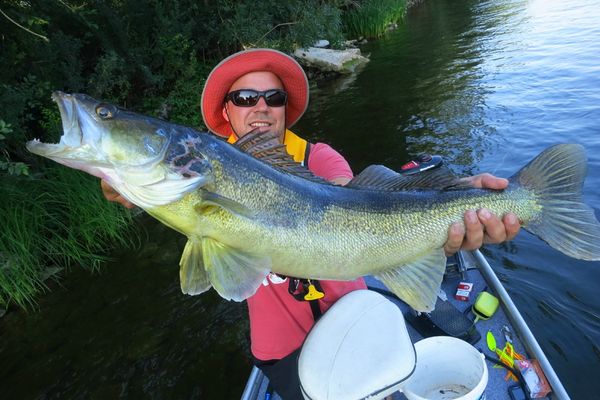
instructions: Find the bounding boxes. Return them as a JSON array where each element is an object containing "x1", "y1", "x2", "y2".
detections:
[{"x1": 26, "y1": 92, "x2": 600, "y2": 311}]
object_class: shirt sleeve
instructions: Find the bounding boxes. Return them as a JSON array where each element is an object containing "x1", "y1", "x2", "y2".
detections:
[{"x1": 307, "y1": 142, "x2": 354, "y2": 182}]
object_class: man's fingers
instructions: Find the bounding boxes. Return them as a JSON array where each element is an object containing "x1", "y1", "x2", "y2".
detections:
[
  {"x1": 444, "y1": 209, "x2": 522, "y2": 257},
  {"x1": 478, "y1": 210, "x2": 521, "y2": 243},
  {"x1": 100, "y1": 179, "x2": 117, "y2": 201},
  {"x1": 479, "y1": 174, "x2": 508, "y2": 190},
  {"x1": 100, "y1": 180, "x2": 135, "y2": 209},
  {"x1": 503, "y1": 213, "x2": 521, "y2": 241},
  {"x1": 478, "y1": 208, "x2": 507, "y2": 243},
  {"x1": 462, "y1": 173, "x2": 509, "y2": 190},
  {"x1": 444, "y1": 210, "x2": 483, "y2": 256},
  {"x1": 462, "y1": 210, "x2": 483, "y2": 250},
  {"x1": 444, "y1": 222, "x2": 465, "y2": 256},
  {"x1": 120, "y1": 199, "x2": 135, "y2": 209}
]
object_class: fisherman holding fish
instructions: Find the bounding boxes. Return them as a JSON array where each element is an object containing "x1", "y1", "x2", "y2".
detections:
[{"x1": 99, "y1": 49, "x2": 520, "y2": 399}]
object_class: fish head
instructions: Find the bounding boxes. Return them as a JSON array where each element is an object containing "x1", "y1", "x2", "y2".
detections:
[
  {"x1": 27, "y1": 92, "x2": 175, "y2": 176},
  {"x1": 27, "y1": 92, "x2": 213, "y2": 208}
]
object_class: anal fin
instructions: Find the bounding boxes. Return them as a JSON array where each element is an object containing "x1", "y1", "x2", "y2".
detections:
[{"x1": 375, "y1": 248, "x2": 447, "y2": 312}]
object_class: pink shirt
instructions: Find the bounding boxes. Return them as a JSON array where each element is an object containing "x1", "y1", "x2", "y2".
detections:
[
  {"x1": 306, "y1": 142, "x2": 355, "y2": 181},
  {"x1": 247, "y1": 142, "x2": 367, "y2": 361}
]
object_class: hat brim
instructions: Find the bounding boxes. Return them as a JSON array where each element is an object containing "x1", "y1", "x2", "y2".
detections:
[{"x1": 201, "y1": 49, "x2": 309, "y2": 137}]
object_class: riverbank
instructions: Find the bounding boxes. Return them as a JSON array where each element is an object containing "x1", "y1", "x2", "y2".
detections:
[{"x1": 0, "y1": 0, "x2": 413, "y2": 310}]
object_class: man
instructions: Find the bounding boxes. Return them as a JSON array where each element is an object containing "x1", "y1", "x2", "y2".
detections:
[{"x1": 102, "y1": 48, "x2": 520, "y2": 399}]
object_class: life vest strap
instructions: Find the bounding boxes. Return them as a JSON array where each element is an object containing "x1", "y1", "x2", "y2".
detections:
[{"x1": 287, "y1": 277, "x2": 325, "y2": 321}]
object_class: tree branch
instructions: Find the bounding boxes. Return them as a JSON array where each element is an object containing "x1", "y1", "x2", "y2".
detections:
[
  {"x1": 0, "y1": 8, "x2": 50, "y2": 43},
  {"x1": 249, "y1": 22, "x2": 298, "y2": 48}
]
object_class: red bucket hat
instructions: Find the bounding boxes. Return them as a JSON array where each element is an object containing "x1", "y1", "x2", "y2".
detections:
[{"x1": 201, "y1": 48, "x2": 309, "y2": 137}]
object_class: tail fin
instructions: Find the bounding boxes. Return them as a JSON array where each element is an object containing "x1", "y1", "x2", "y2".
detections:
[{"x1": 511, "y1": 144, "x2": 600, "y2": 260}]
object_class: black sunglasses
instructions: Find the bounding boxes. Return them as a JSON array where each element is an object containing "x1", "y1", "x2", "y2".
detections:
[{"x1": 224, "y1": 89, "x2": 288, "y2": 107}]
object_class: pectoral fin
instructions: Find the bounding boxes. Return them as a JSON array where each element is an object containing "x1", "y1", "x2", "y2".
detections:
[
  {"x1": 202, "y1": 237, "x2": 270, "y2": 301},
  {"x1": 115, "y1": 174, "x2": 207, "y2": 208},
  {"x1": 179, "y1": 238, "x2": 211, "y2": 295},
  {"x1": 194, "y1": 190, "x2": 255, "y2": 219},
  {"x1": 375, "y1": 248, "x2": 447, "y2": 312}
]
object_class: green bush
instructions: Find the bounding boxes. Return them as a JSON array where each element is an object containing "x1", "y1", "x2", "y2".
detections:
[
  {"x1": 218, "y1": 0, "x2": 345, "y2": 52},
  {"x1": 0, "y1": 120, "x2": 29, "y2": 176},
  {"x1": 0, "y1": 0, "x2": 349, "y2": 138},
  {"x1": 342, "y1": 0, "x2": 408, "y2": 39}
]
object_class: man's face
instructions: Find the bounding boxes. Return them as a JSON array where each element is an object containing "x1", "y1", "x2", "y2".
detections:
[{"x1": 222, "y1": 71, "x2": 286, "y2": 140}]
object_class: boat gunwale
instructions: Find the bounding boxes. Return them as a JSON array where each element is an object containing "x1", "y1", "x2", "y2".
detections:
[{"x1": 240, "y1": 250, "x2": 568, "y2": 400}]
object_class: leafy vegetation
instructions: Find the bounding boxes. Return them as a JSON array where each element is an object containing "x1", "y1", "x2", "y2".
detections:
[
  {"x1": 0, "y1": 0, "x2": 411, "y2": 309},
  {"x1": 342, "y1": 0, "x2": 408, "y2": 39},
  {"x1": 0, "y1": 168, "x2": 137, "y2": 309},
  {"x1": 0, "y1": 120, "x2": 29, "y2": 176}
]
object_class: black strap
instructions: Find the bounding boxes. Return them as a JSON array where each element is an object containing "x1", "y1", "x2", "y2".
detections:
[
  {"x1": 303, "y1": 142, "x2": 311, "y2": 166},
  {"x1": 308, "y1": 298, "x2": 322, "y2": 321},
  {"x1": 287, "y1": 277, "x2": 323, "y2": 321}
]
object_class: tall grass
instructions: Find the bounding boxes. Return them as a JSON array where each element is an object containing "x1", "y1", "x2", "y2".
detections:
[
  {"x1": 343, "y1": 0, "x2": 408, "y2": 39},
  {"x1": 0, "y1": 166, "x2": 137, "y2": 310}
]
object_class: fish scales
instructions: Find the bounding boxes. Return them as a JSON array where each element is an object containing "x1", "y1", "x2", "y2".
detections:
[{"x1": 194, "y1": 179, "x2": 541, "y2": 280}]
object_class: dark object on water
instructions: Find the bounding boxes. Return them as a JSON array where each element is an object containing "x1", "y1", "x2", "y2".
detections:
[{"x1": 399, "y1": 154, "x2": 444, "y2": 175}]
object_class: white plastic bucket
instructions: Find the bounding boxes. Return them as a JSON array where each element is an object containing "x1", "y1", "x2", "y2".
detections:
[{"x1": 402, "y1": 336, "x2": 488, "y2": 400}]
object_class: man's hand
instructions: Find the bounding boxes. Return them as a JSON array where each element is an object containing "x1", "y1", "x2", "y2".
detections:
[
  {"x1": 444, "y1": 173, "x2": 521, "y2": 256},
  {"x1": 100, "y1": 180, "x2": 135, "y2": 209},
  {"x1": 331, "y1": 176, "x2": 352, "y2": 186}
]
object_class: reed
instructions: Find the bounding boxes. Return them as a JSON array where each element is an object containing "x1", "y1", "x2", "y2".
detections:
[
  {"x1": 0, "y1": 166, "x2": 137, "y2": 310},
  {"x1": 343, "y1": 0, "x2": 407, "y2": 39}
]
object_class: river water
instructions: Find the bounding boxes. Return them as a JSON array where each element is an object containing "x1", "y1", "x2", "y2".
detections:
[
  {"x1": 300, "y1": 0, "x2": 600, "y2": 397},
  {"x1": 2, "y1": 0, "x2": 600, "y2": 398}
]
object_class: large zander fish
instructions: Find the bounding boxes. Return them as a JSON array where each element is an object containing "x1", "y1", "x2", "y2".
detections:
[{"x1": 26, "y1": 92, "x2": 600, "y2": 312}]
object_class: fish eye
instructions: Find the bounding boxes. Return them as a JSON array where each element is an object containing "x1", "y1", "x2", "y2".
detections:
[{"x1": 96, "y1": 104, "x2": 115, "y2": 119}]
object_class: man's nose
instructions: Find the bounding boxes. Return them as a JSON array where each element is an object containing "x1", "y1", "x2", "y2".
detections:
[{"x1": 253, "y1": 96, "x2": 269, "y2": 111}]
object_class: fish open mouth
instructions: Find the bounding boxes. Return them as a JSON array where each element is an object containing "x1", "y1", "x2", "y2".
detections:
[
  {"x1": 26, "y1": 91, "x2": 84, "y2": 157},
  {"x1": 25, "y1": 91, "x2": 113, "y2": 179}
]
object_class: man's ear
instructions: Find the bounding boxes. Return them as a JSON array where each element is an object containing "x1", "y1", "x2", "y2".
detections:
[{"x1": 222, "y1": 105, "x2": 230, "y2": 122}]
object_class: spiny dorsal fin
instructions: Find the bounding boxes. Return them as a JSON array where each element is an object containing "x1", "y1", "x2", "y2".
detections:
[
  {"x1": 347, "y1": 164, "x2": 471, "y2": 191},
  {"x1": 235, "y1": 129, "x2": 330, "y2": 184}
]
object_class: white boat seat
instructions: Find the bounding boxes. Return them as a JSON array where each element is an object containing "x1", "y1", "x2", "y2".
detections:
[{"x1": 298, "y1": 289, "x2": 416, "y2": 400}]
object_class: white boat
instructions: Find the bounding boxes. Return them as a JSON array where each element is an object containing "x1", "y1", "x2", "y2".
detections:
[{"x1": 241, "y1": 249, "x2": 570, "y2": 400}]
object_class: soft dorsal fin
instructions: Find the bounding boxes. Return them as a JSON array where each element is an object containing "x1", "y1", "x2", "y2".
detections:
[
  {"x1": 345, "y1": 165, "x2": 405, "y2": 190},
  {"x1": 235, "y1": 129, "x2": 329, "y2": 184},
  {"x1": 347, "y1": 164, "x2": 471, "y2": 191}
]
